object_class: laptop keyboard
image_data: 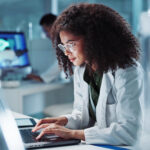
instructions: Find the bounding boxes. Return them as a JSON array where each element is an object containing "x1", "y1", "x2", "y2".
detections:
[
  {"x1": 19, "y1": 129, "x2": 80, "y2": 149},
  {"x1": 20, "y1": 129, "x2": 53, "y2": 143}
]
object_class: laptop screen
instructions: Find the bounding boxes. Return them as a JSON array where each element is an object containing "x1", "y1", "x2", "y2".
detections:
[
  {"x1": 0, "y1": 32, "x2": 30, "y2": 69},
  {"x1": 0, "y1": 99, "x2": 25, "y2": 150}
]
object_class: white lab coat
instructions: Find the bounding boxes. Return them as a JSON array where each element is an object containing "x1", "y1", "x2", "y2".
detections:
[
  {"x1": 64, "y1": 61, "x2": 144, "y2": 145},
  {"x1": 40, "y1": 61, "x2": 61, "y2": 83}
]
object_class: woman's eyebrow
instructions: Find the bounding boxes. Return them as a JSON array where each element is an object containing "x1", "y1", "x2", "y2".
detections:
[{"x1": 66, "y1": 40, "x2": 75, "y2": 43}]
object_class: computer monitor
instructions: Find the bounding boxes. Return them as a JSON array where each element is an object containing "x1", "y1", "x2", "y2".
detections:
[{"x1": 0, "y1": 31, "x2": 30, "y2": 69}]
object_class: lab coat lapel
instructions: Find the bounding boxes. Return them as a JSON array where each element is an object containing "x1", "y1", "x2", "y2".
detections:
[
  {"x1": 79, "y1": 66, "x2": 90, "y2": 128},
  {"x1": 96, "y1": 71, "x2": 114, "y2": 128},
  {"x1": 82, "y1": 82, "x2": 89, "y2": 127}
]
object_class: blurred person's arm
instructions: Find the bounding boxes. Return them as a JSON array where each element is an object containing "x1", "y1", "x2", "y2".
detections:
[
  {"x1": 26, "y1": 74, "x2": 43, "y2": 82},
  {"x1": 40, "y1": 61, "x2": 60, "y2": 83}
]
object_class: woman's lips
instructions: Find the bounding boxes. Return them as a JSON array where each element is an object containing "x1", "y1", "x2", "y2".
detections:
[{"x1": 69, "y1": 58, "x2": 76, "y2": 62}]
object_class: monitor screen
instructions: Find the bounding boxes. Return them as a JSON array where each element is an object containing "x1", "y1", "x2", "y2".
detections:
[{"x1": 0, "y1": 32, "x2": 30, "y2": 69}]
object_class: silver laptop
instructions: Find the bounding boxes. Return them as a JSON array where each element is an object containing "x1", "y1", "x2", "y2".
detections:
[{"x1": 0, "y1": 99, "x2": 80, "y2": 149}]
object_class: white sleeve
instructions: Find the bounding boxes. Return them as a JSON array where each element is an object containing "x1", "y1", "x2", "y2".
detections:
[
  {"x1": 40, "y1": 61, "x2": 60, "y2": 83},
  {"x1": 84, "y1": 65, "x2": 144, "y2": 145}
]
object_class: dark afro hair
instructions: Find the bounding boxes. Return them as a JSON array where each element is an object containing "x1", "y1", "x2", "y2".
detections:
[{"x1": 51, "y1": 3, "x2": 140, "y2": 78}]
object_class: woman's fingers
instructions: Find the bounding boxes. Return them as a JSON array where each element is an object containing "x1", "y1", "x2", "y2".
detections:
[
  {"x1": 32, "y1": 120, "x2": 42, "y2": 131},
  {"x1": 36, "y1": 127, "x2": 55, "y2": 140},
  {"x1": 35, "y1": 124, "x2": 73, "y2": 140},
  {"x1": 35, "y1": 123, "x2": 59, "y2": 139},
  {"x1": 32, "y1": 118, "x2": 57, "y2": 131},
  {"x1": 33, "y1": 120, "x2": 43, "y2": 128},
  {"x1": 32, "y1": 124, "x2": 49, "y2": 132}
]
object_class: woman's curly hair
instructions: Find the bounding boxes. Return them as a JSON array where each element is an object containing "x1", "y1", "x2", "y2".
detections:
[{"x1": 51, "y1": 3, "x2": 140, "y2": 77}]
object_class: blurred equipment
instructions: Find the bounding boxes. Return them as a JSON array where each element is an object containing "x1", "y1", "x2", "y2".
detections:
[
  {"x1": 139, "y1": 12, "x2": 150, "y2": 36},
  {"x1": 0, "y1": 31, "x2": 32, "y2": 82},
  {"x1": 135, "y1": 7, "x2": 150, "y2": 150}
]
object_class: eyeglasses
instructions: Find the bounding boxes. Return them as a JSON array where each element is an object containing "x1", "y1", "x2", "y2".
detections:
[{"x1": 58, "y1": 42, "x2": 75, "y2": 53}]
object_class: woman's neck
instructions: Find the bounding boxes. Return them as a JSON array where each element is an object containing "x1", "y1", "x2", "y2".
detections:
[{"x1": 91, "y1": 63, "x2": 97, "y2": 72}]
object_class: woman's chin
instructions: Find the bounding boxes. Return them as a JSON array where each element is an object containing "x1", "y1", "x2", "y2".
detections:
[{"x1": 73, "y1": 63, "x2": 83, "y2": 66}]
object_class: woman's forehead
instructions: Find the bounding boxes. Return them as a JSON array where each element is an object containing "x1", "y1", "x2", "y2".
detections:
[{"x1": 59, "y1": 31, "x2": 83, "y2": 43}]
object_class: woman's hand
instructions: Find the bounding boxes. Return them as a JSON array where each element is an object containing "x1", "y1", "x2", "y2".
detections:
[
  {"x1": 32, "y1": 116, "x2": 68, "y2": 132},
  {"x1": 33, "y1": 123, "x2": 85, "y2": 141},
  {"x1": 26, "y1": 74, "x2": 43, "y2": 82},
  {"x1": 35, "y1": 123, "x2": 72, "y2": 140}
]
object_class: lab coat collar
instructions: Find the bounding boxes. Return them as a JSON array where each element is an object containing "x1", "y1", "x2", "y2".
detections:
[{"x1": 80, "y1": 66, "x2": 114, "y2": 128}]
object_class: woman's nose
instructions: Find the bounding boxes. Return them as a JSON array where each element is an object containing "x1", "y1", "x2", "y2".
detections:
[{"x1": 64, "y1": 49, "x2": 71, "y2": 56}]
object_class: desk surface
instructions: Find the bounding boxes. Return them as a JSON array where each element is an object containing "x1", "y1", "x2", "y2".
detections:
[
  {"x1": 0, "y1": 81, "x2": 71, "y2": 113},
  {"x1": 1, "y1": 80, "x2": 69, "y2": 94}
]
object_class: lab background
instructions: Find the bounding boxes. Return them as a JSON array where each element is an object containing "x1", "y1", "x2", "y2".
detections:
[{"x1": 0, "y1": 0, "x2": 150, "y2": 148}]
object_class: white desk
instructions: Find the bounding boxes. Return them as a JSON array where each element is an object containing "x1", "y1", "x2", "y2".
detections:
[{"x1": 0, "y1": 81, "x2": 68, "y2": 114}]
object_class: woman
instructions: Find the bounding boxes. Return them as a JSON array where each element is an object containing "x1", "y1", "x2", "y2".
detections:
[{"x1": 32, "y1": 3, "x2": 143, "y2": 146}]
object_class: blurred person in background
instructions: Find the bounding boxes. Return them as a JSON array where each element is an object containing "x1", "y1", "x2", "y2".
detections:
[{"x1": 27, "y1": 13, "x2": 60, "y2": 83}]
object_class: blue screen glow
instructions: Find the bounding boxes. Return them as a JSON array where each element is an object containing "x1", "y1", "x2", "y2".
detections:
[{"x1": 0, "y1": 32, "x2": 30, "y2": 68}]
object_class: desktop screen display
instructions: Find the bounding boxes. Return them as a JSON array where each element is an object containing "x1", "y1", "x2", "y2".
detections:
[{"x1": 0, "y1": 32, "x2": 30, "y2": 68}]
